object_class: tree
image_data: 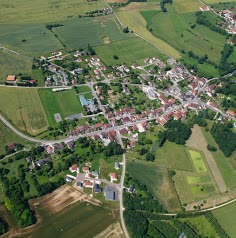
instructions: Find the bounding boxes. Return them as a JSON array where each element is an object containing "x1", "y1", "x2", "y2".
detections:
[
  {"x1": 113, "y1": 55, "x2": 119, "y2": 60},
  {"x1": 123, "y1": 27, "x2": 129, "y2": 33},
  {"x1": 145, "y1": 153, "x2": 155, "y2": 162}
]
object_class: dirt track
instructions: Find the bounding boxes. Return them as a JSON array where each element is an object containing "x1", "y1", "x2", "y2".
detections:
[
  {"x1": 94, "y1": 222, "x2": 125, "y2": 238},
  {"x1": 187, "y1": 125, "x2": 227, "y2": 193}
]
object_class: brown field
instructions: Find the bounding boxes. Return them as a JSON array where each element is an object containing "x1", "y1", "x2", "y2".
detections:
[{"x1": 186, "y1": 125, "x2": 227, "y2": 193}]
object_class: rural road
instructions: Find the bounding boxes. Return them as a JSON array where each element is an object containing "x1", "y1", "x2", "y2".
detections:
[{"x1": 0, "y1": 46, "x2": 33, "y2": 59}]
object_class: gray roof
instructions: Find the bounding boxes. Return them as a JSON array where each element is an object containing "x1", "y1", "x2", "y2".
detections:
[
  {"x1": 115, "y1": 162, "x2": 120, "y2": 168},
  {"x1": 92, "y1": 171, "x2": 99, "y2": 177},
  {"x1": 94, "y1": 184, "x2": 102, "y2": 193},
  {"x1": 105, "y1": 190, "x2": 115, "y2": 200}
]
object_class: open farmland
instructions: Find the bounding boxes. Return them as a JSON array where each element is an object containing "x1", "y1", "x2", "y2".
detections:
[
  {"x1": 0, "y1": 0, "x2": 106, "y2": 23},
  {"x1": 204, "y1": 0, "x2": 235, "y2": 3},
  {"x1": 52, "y1": 16, "x2": 131, "y2": 50},
  {"x1": 116, "y1": 6, "x2": 181, "y2": 59},
  {"x1": 188, "y1": 149, "x2": 207, "y2": 173},
  {"x1": 150, "y1": 5, "x2": 226, "y2": 63},
  {"x1": 173, "y1": 0, "x2": 203, "y2": 13},
  {"x1": 213, "y1": 202, "x2": 236, "y2": 238},
  {"x1": 0, "y1": 49, "x2": 33, "y2": 84},
  {"x1": 94, "y1": 37, "x2": 168, "y2": 65},
  {"x1": 127, "y1": 160, "x2": 181, "y2": 212},
  {"x1": 39, "y1": 89, "x2": 86, "y2": 127},
  {"x1": 0, "y1": 24, "x2": 63, "y2": 57},
  {"x1": 0, "y1": 87, "x2": 48, "y2": 135}
]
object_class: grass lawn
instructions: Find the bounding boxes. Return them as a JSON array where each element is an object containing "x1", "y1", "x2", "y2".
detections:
[
  {"x1": 24, "y1": 201, "x2": 117, "y2": 238},
  {"x1": 39, "y1": 88, "x2": 86, "y2": 127},
  {"x1": 127, "y1": 160, "x2": 181, "y2": 212},
  {"x1": 201, "y1": 123, "x2": 236, "y2": 189},
  {"x1": 0, "y1": 87, "x2": 48, "y2": 135},
  {"x1": 53, "y1": 16, "x2": 131, "y2": 50},
  {"x1": 0, "y1": 120, "x2": 32, "y2": 155},
  {"x1": 77, "y1": 85, "x2": 91, "y2": 93},
  {"x1": 213, "y1": 202, "x2": 236, "y2": 238},
  {"x1": 116, "y1": 8, "x2": 181, "y2": 59},
  {"x1": 150, "y1": 6, "x2": 226, "y2": 63},
  {"x1": 188, "y1": 149, "x2": 207, "y2": 173},
  {"x1": 0, "y1": 0, "x2": 106, "y2": 23},
  {"x1": 0, "y1": 49, "x2": 32, "y2": 84},
  {"x1": 95, "y1": 37, "x2": 168, "y2": 65},
  {"x1": 0, "y1": 24, "x2": 62, "y2": 57}
]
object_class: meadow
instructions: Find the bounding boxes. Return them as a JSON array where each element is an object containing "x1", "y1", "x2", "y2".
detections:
[
  {"x1": 0, "y1": 87, "x2": 48, "y2": 135},
  {"x1": 205, "y1": 0, "x2": 235, "y2": 3},
  {"x1": 150, "y1": 6, "x2": 226, "y2": 63},
  {"x1": 39, "y1": 89, "x2": 85, "y2": 127},
  {"x1": 52, "y1": 16, "x2": 131, "y2": 51},
  {"x1": 173, "y1": 0, "x2": 203, "y2": 13},
  {"x1": 126, "y1": 160, "x2": 181, "y2": 212},
  {"x1": 0, "y1": 24, "x2": 63, "y2": 57},
  {"x1": 188, "y1": 149, "x2": 207, "y2": 173},
  {"x1": 213, "y1": 202, "x2": 236, "y2": 238},
  {"x1": 0, "y1": 0, "x2": 106, "y2": 23},
  {"x1": 0, "y1": 49, "x2": 33, "y2": 84},
  {"x1": 94, "y1": 37, "x2": 168, "y2": 65}
]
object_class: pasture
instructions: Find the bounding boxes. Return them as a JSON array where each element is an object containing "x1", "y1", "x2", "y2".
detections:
[
  {"x1": 94, "y1": 37, "x2": 167, "y2": 65},
  {"x1": 204, "y1": 0, "x2": 235, "y2": 3},
  {"x1": 0, "y1": 49, "x2": 33, "y2": 84},
  {"x1": 0, "y1": 0, "x2": 106, "y2": 23},
  {"x1": 39, "y1": 89, "x2": 85, "y2": 127},
  {"x1": 116, "y1": 8, "x2": 181, "y2": 59},
  {"x1": 150, "y1": 6, "x2": 226, "y2": 63},
  {"x1": 213, "y1": 202, "x2": 236, "y2": 238},
  {"x1": 0, "y1": 24, "x2": 63, "y2": 57},
  {"x1": 127, "y1": 160, "x2": 181, "y2": 212},
  {"x1": 0, "y1": 87, "x2": 48, "y2": 135},
  {"x1": 187, "y1": 175, "x2": 210, "y2": 184},
  {"x1": 188, "y1": 149, "x2": 207, "y2": 173},
  {"x1": 173, "y1": 0, "x2": 203, "y2": 13},
  {"x1": 52, "y1": 16, "x2": 131, "y2": 50}
]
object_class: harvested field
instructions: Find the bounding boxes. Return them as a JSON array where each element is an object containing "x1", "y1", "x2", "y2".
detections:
[{"x1": 187, "y1": 125, "x2": 227, "y2": 193}]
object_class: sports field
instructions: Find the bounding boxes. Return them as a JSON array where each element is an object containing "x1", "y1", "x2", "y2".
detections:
[
  {"x1": 94, "y1": 37, "x2": 168, "y2": 65},
  {"x1": 188, "y1": 149, "x2": 207, "y2": 173},
  {"x1": 0, "y1": 87, "x2": 48, "y2": 135},
  {"x1": 0, "y1": 49, "x2": 33, "y2": 84},
  {"x1": 52, "y1": 16, "x2": 131, "y2": 50},
  {"x1": 116, "y1": 8, "x2": 181, "y2": 59},
  {"x1": 150, "y1": 6, "x2": 226, "y2": 63},
  {"x1": 0, "y1": 0, "x2": 106, "y2": 23},
  {"x1": 39, "y1": 89, "x2": 86, "y2": 126},
  {"x1": 0, "y1": 24, "x2": 63, "y2": 57},
  {"x1": 213, "y1": 202, "x2": 236, "y2": 238}
]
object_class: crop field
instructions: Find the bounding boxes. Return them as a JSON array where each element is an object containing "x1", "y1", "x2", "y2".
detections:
[
  {"x1": 213, "y1": 202, "x2": 236, "y2": 237},
  {"x1": 0, "y1": 49, "x2": 33, "y2": 84},
  {"x1": 0, "y1": 24, "x2": 63, "y2": 57},
  {"x1": 39, "y1": 89, "x2": 85, "y2": 127},
  {"x1": 116, "y1": 8, "x2": 181, "y2": 59},
  {"x1": 188, "y1": 149, "x2": 207, "y2": 173},
  {"x1": 53, "y1": 16, "x2": 131, "y2": 50},
  {"x1": 150, "y1": 6, "x2": 226, "y2": 63},
  {"x1": 0, "y1": 87, "x2": 48, "y2": 135},
  {"x1": 205, "y1": 0, "x2": 235, "y2": 3},
  {"x1": 94, "y1": 37, "x2": 168, "y2": 65},
  {"x1": 173, "y1": 0, "x2": 203, "y2": 13},
  {"x1": 127, "y1": 160, "x2": 181, "y2": 212},
  {"x1": 0, "y1": 0, "x2": 106, "y2": 23},
  {"x1": 187, "y1": 175, "x2": 210, "y2": 184}
]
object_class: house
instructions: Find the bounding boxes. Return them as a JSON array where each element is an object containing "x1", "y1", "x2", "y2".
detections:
[
  {"x1": 77, "y1": 182, "x2": 83, "y2": 188},
  {"x1": 110, "y1": 172, "x2": 118, "y2": 182},
  {"x1": 129, "y1": 184, "x2": 135, "y2": 193},
  {"x1": 66, "y1": 176, "x2": 74, "y2": 182},
  {"x1": 178, "y1": 232, "x2": 187, "y2": 238},
  {"x1": 6, "y1": 75, "x2": 16, "y2": 82},
  {"x1": 46, "y1": 145, "x2": 54, "y2": 154},
  {"x1": 83, "y1": 167, "x2": 90, "y2": 173},
  {"x1": 200, "y1": 5, "x2": 209, "y2": 11},
  {"x1": 118, "y1": 128, "x2": 127, "y2": 135},
  {"x1": 94, "y1": 184, "x2": 102, "y2": 193},
  {"x1": 67, "y1": 141, "x2": 75, "y2": 149},
  {"x1": 226, "y1": 109, "x2": 235, "y2": 117},
  {"x1": 36, "y1": 157, "x2": 51, "y2": 167},
  {"x1": 69, "y1": 164, "x2": 78, "y2": 173},
  {"x1": 104, "y1": 185, "x2": 117, "y2": 201},
  {"x1": 189, "y1": 83, "x2": 198, "y2": 90},
  {"x1": 115, "y1": 162, "x2": 120, "y2": 170},
  {"x1": 6, "y1": 143, "x2": 17, "y2": 151},
  {"x1": 26, "y1": 157, "x2": 32, "y2": 164},
  {"x1": 84, "y1": 181, "x2": 93, "y2": 188},
  {"x1": 92, "y1": 171, "x2": 99, "y2": 177}
]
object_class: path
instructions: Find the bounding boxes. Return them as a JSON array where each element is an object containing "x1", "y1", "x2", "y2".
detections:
[
  {"x1": 0, "y1": 46, "x2": 33, "y2": 59},
  {"x1": 186, "y1": 125, "x2": 227, "y2": 193}
]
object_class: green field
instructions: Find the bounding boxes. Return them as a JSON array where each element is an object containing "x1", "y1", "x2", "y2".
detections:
[
  {"x1": 0, "y1": 0, "x2": 106, "y2": 23},
  {"x1": 39, "y1": 89, "x2": 86, "y2": 127},
  {"x1": 0, "y1": 87, "x2": 48, "y2": 135},
  {"x1": 53, "y1": 16, "x2": 131, "y2": 50},
  {"x1": 95, "y1": 37, "x2": 168, "y2": 65},
  {"x1": 0, "y1": 24, "x2": 63, "y2": 57},
  {"x1": 150, "y1": 6, "x2": 226, "y2": 63},
  {"x1": 127, "y1": 160, "x2": 181, "y2": 212},
  {"x1": 205, "y1": 0, "x2": 235, "y2": 3},
  {"x1": 187, "y1": 175, "x2": 210, "y2": 184},
  {"x1": 173, "y1": 0, "x2": 203, "y2": 13},
  {"x1": 188, "y1": 149, "x2": 207, "y2": 173},
  {"x1": 213, "y1": 202, "x2": 236, "y2": 238},
  {"x1": 0, "y1": 49, "x2": 33, "y2": 84}
]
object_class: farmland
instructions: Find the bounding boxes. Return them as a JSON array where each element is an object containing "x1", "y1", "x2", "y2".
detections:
[
  {"x1": 52, "y1": 16, "x2": 131, "y2": 51},
  {"x1": 213, "y1": 202, "x2": 236, "y2": 237},
  {"x1": 150, "y1": 5, "x2": 226, "y2": 63},
  {"x1": 0, "y1": 49, "x2": 33, "y2": 84},
  {"x1": 0, "y1": 87, "x2": 48, "y2": 135},
  {"x1": 94, "y1": 37, "x2": 168, "y2": 65},
  {"x1": 0, "y1": 24, "x2": 63, "y2": 57},
  {"x1": 188, "y1": 149, "x2": 207, "y2": 173},
  {"x1": 173, "y1": 0, "x2": 203, "y2": 13},
  {"x1": 0, "y1": 0, "x2": 106, "y2": 23},
  {"x1": 39, "y1": 89, "x2": 86, "y2": 127}
]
